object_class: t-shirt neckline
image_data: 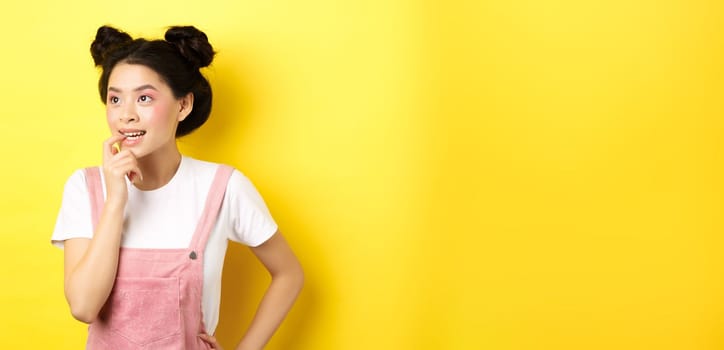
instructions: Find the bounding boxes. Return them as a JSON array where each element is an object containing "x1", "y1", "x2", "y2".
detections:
[{"x1": 128, "y1": 155, "x2": 187, "y2": 194}]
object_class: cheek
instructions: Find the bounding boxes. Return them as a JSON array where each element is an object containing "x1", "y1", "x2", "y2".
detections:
[
  {"x1": 147, "y1": 104, "x2": 171, "y2": 124},
  {"x1": 106, "y1": 107, "x2": 117, "y2": 124},
  {"x1": 151, "y1": 104, "x2": 171, "y2": 117},
  {"x1": 141, "y1": 103, "x2": 176, "y2": 128}
]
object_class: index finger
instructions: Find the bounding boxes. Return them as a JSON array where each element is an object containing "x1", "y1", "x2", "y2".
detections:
[{"x1": 103, "y1": 134, "x2": 127, "y2": 160}]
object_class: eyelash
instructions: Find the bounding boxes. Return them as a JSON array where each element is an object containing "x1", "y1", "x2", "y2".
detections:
[{"x1": 108, "y1": 95, "x2": 153, "y2": 104}]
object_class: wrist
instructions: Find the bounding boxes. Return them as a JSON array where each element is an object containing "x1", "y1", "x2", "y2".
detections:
[
  {"x1": 236, "y1": 340, "x2": 262, "y2": 350},
  {"x1": 103, "y1": 197, "x2": 126, "y2": 211},
  {"x1": 236, "y1": 346, "x2": 261, "y2": 350}
]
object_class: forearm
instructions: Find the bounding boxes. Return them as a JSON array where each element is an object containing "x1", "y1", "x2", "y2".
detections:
[
  {"x1": 236, "y1": 270, "x2": 304, "y2": 350},
  {"x1": 64, "y1": 200, "x2": 124, "y2": 323}
]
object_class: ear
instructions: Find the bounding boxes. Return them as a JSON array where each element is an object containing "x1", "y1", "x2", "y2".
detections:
[{"x1": 177, "y1": 93, "x2": 194, "y2": 122}]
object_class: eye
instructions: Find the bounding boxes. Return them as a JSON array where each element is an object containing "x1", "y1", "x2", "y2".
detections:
[
  {"x1": 138, "y1": 95, "x2": 153, "y2": 103},
  {"x1": 109, "y1": 96, "x2": 120, "y2": 104}
]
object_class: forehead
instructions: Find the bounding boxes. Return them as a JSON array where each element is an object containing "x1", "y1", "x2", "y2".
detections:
[{"x1": 108, "y1": 63, "x2": 170, "y2": 91}]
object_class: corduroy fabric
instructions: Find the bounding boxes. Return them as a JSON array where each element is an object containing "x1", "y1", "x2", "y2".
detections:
[{"x1": 83, "y1": 165, "x2": 233, "y2": 349}]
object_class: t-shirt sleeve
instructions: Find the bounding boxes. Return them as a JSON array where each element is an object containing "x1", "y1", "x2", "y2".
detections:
[
  {"x1": 51, "y1": 169, "x2": 94, "y2": 249},
  {"x1": 224, "y1": 170, "x2": 278, "y2": 247}
]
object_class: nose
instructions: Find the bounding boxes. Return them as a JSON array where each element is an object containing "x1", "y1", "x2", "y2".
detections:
[{"x1": 119, "y1": 105, "x2": 138, "y2": 123}]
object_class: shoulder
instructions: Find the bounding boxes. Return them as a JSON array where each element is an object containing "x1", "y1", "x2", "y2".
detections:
[
  {"x1": 65, "y1": 166, "x2": 108, "y2": 191},
  {"x1": 181, "y1": 156, "x2": 238, "y2": 177},
  {"x1": 224, "y1": 168, "x2": 273, "y2": 217},
  {"x1": 56, "y1": 169, "x2": 92, "y2": 210},
  {"x1": 62, "y1": 167, "x2": 95, "y2": 192},
  {"x1": 181, "y1": 156, "x2": 245, "y2": 183},
  {"x1": 52, "y1": 167, "x2": 98, "y2": 246},
  {"x1": 181, "y1": 156, "x2": 219, "y2": 171},
  {"x1": 225, "y1": 168, "x2": 258, "y2": 195}
]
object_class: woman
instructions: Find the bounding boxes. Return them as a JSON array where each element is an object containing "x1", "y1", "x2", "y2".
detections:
[{"x1": 51, "y1": 25, "x2": 304, "y2": 349}]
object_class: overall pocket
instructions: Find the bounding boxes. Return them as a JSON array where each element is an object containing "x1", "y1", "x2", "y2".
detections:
[{"x1": 105, "y1": 276, "x2": 182, "y2": 345}]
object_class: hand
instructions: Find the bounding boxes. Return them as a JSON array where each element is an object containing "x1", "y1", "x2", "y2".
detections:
[
  {"x1": 198, "y1": 333, "x2": 224, "y2": 349},
  {"x1": 102, "y1": 134, "x2": 142, "y2": 204}
]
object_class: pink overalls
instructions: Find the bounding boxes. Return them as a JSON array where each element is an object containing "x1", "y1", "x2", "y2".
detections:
[{"x1": 83, "y1": 165, "x2": 233, "y2": 349}]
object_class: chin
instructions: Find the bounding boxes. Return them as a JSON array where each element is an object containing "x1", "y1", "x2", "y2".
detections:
[{"x1": 123, "y1": 146, "x2": 149, "y2": 158}]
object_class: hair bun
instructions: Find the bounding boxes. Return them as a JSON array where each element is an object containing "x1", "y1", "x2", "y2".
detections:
[
  {"x1": 165, "y1": 26, "x2": 215, "y2": 69},
  {"x1": 90, "y1": 26, "x2": 133, "y2": 66}
]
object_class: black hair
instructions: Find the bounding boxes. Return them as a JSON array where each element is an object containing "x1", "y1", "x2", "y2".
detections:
[{"x1": 90, "y1": 25, "x2": 216, "y2": 137}]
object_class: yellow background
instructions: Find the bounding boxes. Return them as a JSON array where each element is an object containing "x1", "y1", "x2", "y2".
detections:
[{"x1": 0, "y1": 0, "x2": 722, "y2": 349}]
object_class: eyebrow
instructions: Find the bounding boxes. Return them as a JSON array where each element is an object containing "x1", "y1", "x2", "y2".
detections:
[{"x1": 108, "y1": 84, "x2": 159, "y2": 93}]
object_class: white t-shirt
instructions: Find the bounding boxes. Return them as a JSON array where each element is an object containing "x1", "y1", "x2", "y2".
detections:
[{"x1": 51, "y1": 156, "x2": 278, "y2": 334}]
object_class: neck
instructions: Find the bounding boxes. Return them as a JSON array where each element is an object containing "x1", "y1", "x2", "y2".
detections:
[{"x1": 132, "y1": 142, "x2": 182, "y2": 191}]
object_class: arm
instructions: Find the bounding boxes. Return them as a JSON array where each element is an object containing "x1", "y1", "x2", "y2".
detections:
[
  {"x1": 63, "y1": 135, "x2": 141, "y2": 323},
  {"x1": 63, "y1": 201, "x2": 124, "y2": 323},
  {"x1": 235, "y1": 231, "x2": 304, "y2": 350}
]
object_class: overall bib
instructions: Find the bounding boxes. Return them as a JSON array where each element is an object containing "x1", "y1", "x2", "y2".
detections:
[{"x1": 83, "y1": 165, "x2": 233, "y2": 349}]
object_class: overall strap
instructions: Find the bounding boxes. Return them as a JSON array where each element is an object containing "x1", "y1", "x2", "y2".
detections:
[
  {"x1": 84, "y1": 167, "x2": 104, "y2": 230},
  {"x1": 189, "y1": 165, "x2": 235, "y2": 254}
]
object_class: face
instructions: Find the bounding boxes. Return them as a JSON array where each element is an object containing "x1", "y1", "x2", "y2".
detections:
[{"x1": 105, "y1": 63, "x2": 192, "y2": 158}]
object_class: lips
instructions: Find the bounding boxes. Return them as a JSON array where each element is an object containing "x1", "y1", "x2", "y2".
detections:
[{"x1": 119, "y1": 129, "x2": 146, "y2": 140}]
